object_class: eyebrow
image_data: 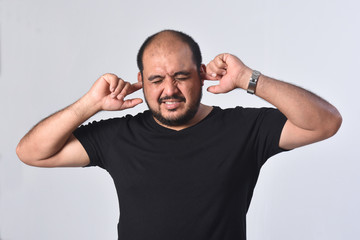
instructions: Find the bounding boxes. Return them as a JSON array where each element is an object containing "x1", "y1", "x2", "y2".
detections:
[
  {"x1": 173, "y1": 71, "x2": 191, "y2": 77},
  {"x1": 148, "y1": 71, "x2": 191, "y2": 81},
  {"x1": 148, "y1": 75, "x2": 163, "y2": 81}
]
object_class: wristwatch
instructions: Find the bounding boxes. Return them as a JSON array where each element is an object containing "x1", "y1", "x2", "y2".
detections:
[{"x1": 247, "y1": 70, "x2": 261, "y2": 94}]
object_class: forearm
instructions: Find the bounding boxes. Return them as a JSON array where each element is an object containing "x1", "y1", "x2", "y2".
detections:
[
  {"x1": 206, "y1": 53, "x2": 342, "y2": 148},
  {"x1": 16, "y1": 94, "x2": 99, "y2": 163}
]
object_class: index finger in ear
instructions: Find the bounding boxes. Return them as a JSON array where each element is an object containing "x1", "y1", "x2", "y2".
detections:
[
  {"x1": 206, "y1": 61, "x2": 227, "y2": 78},
  {"x1": 202, "y1": 72, "x2": 221, "y2": 81},
  {"x1": 132, "y1": 81, "x2": 142, "y2": 90},
  {"x1": 116, "y1": 81, "x2": 143, "y2": 100},
  {"x1": 127, "y1": 81, "x2": 143, "y2": 95}
]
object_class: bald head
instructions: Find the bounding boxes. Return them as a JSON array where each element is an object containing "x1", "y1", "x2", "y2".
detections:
[
  {"x1": 146, "y1": 31, "x2": 182, "y2": 49},
  {"x1": 137, "y1": 30, "x2": 202, "y2": 77}
]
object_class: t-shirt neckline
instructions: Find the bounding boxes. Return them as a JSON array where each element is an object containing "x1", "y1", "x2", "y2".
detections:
[{"x1": 145, "y1": 106, "x2": 220, "y2": 134}]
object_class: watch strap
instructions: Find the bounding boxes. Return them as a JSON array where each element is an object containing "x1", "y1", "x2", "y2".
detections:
[{"x1": 247, "y1": 70, "x2": 261, "y2": 94}]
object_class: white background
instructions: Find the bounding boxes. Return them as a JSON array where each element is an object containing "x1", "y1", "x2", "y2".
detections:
[{"x1": 1, "y1": 0, "x2": 359, "y2": 239}]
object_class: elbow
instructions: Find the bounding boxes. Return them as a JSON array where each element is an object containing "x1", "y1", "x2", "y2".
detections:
[
  {"x1": 16, "y1": 142, "x2": 59, "y2": 168},
  {"x1": 16, "y1": 142, "x2": 24, "y2": 161},
  {"x1": 16, "y1": 142, "x2": 37, "y2": 167},
  {"x1": 16, "y1": 142, "x2": 29, "y2": 165},
  {"x1": 334, "y1": 111, "x2": 343, "y2": 133},
  {"x1": 323, "y1": 109, "x2": 343, "y2": 139}
]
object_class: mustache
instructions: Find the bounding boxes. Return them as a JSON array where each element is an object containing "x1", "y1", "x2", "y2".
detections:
[{"x1": 158, "y1": 95, "x2": 186, "y2": 104}]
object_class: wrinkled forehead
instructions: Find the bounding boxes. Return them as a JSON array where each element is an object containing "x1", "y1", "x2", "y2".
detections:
[{"x1": 142, "y1": 40, "x2": 196, "y2": 75}]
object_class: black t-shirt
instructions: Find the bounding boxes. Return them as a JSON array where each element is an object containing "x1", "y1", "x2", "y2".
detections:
[{"x1": 73, "y1": 106, "x2": 288, "y2": 240}]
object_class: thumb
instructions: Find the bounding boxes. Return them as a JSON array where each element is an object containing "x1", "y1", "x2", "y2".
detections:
[
  {"x1": 207, "y1": 84, "x2": 223, "y2": 94},
  {"x1": 121, "y1": 98, "x2": 143, "y2": 110}
]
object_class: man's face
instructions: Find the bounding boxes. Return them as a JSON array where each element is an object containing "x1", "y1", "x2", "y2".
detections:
[{"x1": 139, "y1": 41, "x2": 204, "y2": 127}]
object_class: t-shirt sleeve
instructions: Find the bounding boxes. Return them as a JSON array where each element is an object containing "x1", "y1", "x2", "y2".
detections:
[
  {"x1": 73, "y1": 119, "x2": 119, "y2": 169},
  {"x1": 246, "y1": 107, "x2": 289, "y2": 167}
]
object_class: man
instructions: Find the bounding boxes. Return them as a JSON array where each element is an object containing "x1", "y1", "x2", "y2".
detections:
[{"x1": 16, "y1": 30, "x2": 342, "y2": 239}]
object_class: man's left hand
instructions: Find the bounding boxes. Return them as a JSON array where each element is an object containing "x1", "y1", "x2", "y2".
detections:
[{"x1": 204, "y1": 53, "x2": 252, "y2": 94}]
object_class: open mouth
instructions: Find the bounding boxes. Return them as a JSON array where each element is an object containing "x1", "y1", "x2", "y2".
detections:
[
  {"x1": 164, "y1": 101, "x2": 180, "y2": 105},
  {"x1": 162, "y1": 100, "x2": 182, "y2": 110},
  {"x1": 159, "y1": 96, "x2": 186, "y2": 110},
  {"x1": 158, "y1": 96, "x2": 185, "y2": 103}
]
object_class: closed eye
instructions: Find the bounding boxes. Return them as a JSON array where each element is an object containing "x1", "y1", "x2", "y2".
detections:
[
  {"x1": 148, "y1": 75, "x2": 164, "y2": 84},
  {"x1": 174, "y1": 71, "x2": 191, "y2": 81},
  {"x1": 153, "y1": 79, "x2": 163, "y2": 84},
  {"x1": 175, "y1": 77, "x2": 189, "y2": 81},
  {"x1": 148, "y1": 74, "x2": 164, "y2": 81}
]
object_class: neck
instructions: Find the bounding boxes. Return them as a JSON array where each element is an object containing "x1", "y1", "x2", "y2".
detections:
[{"x1": 153, "y1": 104, "x2": 213, "y2": 131}]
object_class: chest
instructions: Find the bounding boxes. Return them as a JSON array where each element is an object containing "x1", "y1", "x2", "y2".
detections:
[{"x1": 105, "y1": 128, "x2": 257, "y2": 201}]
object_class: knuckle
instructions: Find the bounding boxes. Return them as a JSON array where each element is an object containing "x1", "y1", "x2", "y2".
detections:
[
  {"x1": 121, "y1": 82, "x2": 130, "y2": 92},
  {"x1": 104, "y1": 73, "x2": 117, "y2": 79},
  {"x1": 216, "y1": 59, "x2": 223, "y2": 67},
  {"x1": 208, "y1": 62, "x2": 216, "y2": 70},
  {"x1": 115, "y1": 81, "x2": 123, "y2": 90}
]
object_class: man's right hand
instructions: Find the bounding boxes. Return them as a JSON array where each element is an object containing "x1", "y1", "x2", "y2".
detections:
[
  {"x1": 85, "y1": 73, "x2": 143, "y2": 112},
  {"x1": 16, "y1": 73, "x2": 143, "y2": 168}
]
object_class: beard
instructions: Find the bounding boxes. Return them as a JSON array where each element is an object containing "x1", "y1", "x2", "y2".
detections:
[{"x1": 144, "y1": 89, "x2": 202, "y2": 127}]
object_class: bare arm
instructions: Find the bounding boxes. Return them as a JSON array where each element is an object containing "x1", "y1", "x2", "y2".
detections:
[
  {"x1": 254, "y1": 75, "x2": 342, "y2": 149},
  {"x1": 204, "y1": 53, "x2": 342, "y2": 150},
  {"x1": 16, "y1": 73, "x2": 143, "y2": 167}
]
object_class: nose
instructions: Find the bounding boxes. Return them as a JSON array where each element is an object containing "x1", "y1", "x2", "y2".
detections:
[{"x1": 162, "y1": 77, "x2": 180, "y2": 96}]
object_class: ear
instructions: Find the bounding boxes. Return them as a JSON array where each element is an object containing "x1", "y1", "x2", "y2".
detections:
[
  {"x1": 137, "y1": 72, "x2": 142, "y2": 83},
  {"x1": 199, "y1": 64, "x2": 206, "y2": 86}
]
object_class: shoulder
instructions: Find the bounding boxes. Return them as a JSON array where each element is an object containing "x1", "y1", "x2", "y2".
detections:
[
  {"x1": 213, "y1": 106, "x2": 281, "y2": 119},
  {"x1": 209, "y1": 106, "x2": 286, "y2": 131},
  {"x1": 75, "y1": 110, "x2": 151, "y2": 134}
]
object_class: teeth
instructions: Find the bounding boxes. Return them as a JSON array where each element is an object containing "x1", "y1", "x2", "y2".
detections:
[{"x1": 165, "y1": 102, "x2": 178, "y2": 104}]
